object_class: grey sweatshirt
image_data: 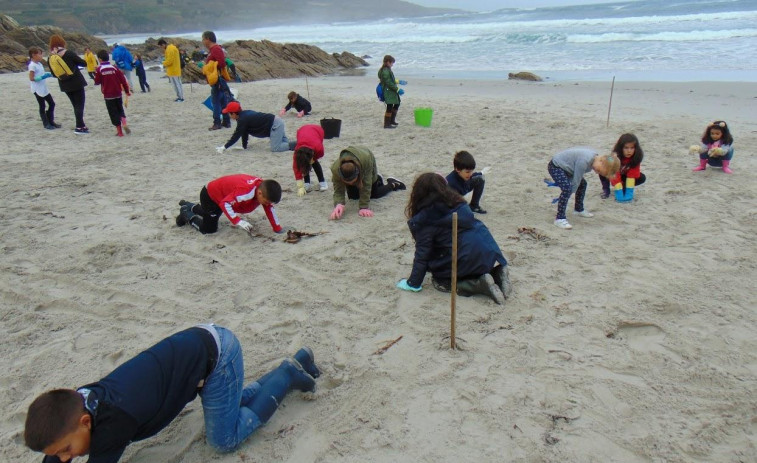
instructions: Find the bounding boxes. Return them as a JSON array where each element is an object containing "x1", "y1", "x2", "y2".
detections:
[{"x1": 551, "y1": 147, "x2": 597, "y2": 193}]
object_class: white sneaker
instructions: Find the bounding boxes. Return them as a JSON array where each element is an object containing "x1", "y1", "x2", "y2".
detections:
[
  {"x1": 319, "y1": 181, "x2": 328, "y2": 191},
  {"x1": 573, "y1": 210, "x2": 594, "y2": 218},
  {"x1": 554, "y1": 219, "x2": 573, "y2": 229}
]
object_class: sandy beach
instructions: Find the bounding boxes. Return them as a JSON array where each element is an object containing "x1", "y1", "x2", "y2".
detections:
[{"x1": 1, "y1": 71, "x2": 755, "y2": 462}]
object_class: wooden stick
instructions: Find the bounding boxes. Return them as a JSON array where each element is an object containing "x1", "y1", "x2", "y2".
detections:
[
  {"x1": 373, "y1": 335, "x2": 403, "y2": 355},
  {"x1": 306, "y1": 75, "x2": 310, "y2": 100},
  {"x1": 450, "y1": 212, "x2": 458, "y2": 349},
  {"x1": 606, "y1": 75, "x2": 615, "y2": 128}
]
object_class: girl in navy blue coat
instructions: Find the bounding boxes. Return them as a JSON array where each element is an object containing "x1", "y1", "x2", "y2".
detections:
[{"x1": 396, "y1": 172, "x2": 511, "y2": 304}]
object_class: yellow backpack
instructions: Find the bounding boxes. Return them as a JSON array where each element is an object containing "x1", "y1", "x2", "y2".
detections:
[{"x1": 49, "y1": 53, "x2": 73, "y2": 80}]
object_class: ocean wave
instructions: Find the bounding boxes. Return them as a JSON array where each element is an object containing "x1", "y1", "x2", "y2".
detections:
[{"x1": 568, "y1": 28, "x2": 757, "y2": 43}]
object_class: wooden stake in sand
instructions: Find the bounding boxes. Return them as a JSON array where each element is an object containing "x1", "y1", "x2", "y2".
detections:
[
  {"x1": 450, "y1": 212, "x2": 458, "y2": 349},
  {"x1": 606, "y1": 75, "x2": 615, "y2": 127},
  {"x1": 306, "y1": 76, "x2": 310, "y2": 100}
]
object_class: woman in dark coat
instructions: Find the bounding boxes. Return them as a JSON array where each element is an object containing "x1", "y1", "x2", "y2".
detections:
[
  {"x1": 48, "y1": 34, "x2": 89, "y2": 133},
  {"x1": 396, "y1": 172, "x2": 511, "y2": 304}
]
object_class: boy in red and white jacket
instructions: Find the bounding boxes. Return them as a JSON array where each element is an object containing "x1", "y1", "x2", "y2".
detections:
[
  {"x1": 176, "y1": 174, "x2": 284, "y2": 235},
  {"x1": 292, "y1": 124, "x2": 328, "y2": 196},
  {"x1": 94, "y1": 49, "x2": 131, "y2": 136}
]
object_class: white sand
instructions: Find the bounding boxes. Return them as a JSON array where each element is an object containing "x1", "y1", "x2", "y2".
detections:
[{"x1": 1, "y1": 71, "x2": 756, "y2": 462}]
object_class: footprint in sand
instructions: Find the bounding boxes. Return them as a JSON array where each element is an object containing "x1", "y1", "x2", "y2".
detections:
[{"x1": 608, "y1": 322, "x2": 682, "y2": 361}]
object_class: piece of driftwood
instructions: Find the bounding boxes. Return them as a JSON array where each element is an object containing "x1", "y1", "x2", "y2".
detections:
[{"x1": 373, "y1": 335, "x2": 403, "y2": 355}]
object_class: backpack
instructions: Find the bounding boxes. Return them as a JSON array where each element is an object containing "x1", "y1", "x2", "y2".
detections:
[
  {"x1": 203, "y1": 60, "x2": 219, "y2": 85},
  {"x1": 49, "y1": 53, "x2": 74, "y2": 81},
  {"x1": 376, "y1": 83, "x2": 384, "y2": 102}
]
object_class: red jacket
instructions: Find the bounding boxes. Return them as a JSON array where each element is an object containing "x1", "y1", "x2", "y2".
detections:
[
  {"x1": 207, "y1": 174, "x2": 282, "y2": 232},
  {"x1": 94, "y1": 62, "x2": 130, "y2": 98},
  {"x1": 611, "y1": 155, "x2": 641, "y2": 185},
  {"x1": 292, "y1": 124, "x2": 325, "y2": 180},
  {"x1": 205, "y1": 44, "x2": 226, "y2": 70}
]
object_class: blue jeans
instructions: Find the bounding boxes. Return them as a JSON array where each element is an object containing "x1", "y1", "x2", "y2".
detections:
[
  {"x1": 211, "y1": 78, "x2": 231, "y2": 126},
  {"x1": 702, "y1": 146, "x2": 734, "y2": 166},
  {"x1": 199, "y1": 326, "x2": 264, "y2": 452},
  {"x1": 269, "y1": 116, "x2": 292, "y2": 152}
]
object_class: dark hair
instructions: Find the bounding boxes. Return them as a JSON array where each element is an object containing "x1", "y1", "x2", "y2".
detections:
[
  {"x1": 202, "y1": 31, "x2": 217, "y2": 43},
  {"x1": 28, "y1": 46, "x2": 43, "y2": 59},
  {"x1": 24, "y1": 389, "x2": 85, "y2": 451},
  {"x1": 453, "y1": 150, "x2": 476, "y2": 171},
  {"x1": 260, "y1": 179, "x2": 282, "y2": 203},
  {"x1": 287, "y1": 91, "x2": 297, "y2": 101},
  {"x1": 339, "y1": 160, "x2": 360, "y2": 183},
  {"x1": 405, "y1": 172, "x2": 465, "y2": 219},
  {"x1": 96, "y1": 49, "x2": 109, "y2": 62},
  {"x1": 157, "y1": 39, "x2": 167, "y2": 46},
  {"x1": 612, "y1": 133, "x2": 644, "y2": 168},
  {"x1": 702, "y1": 120, "x2": 733, "y2": 145},
  {"x1": 382, "y1": 55, "x2": 395, "y2": 67},
  {"x1": 295, "y1": 147, "x2": 314, "y2": 178},
  {"x1": 49, "y1": 34, "x2": 66, "y2": 51}
]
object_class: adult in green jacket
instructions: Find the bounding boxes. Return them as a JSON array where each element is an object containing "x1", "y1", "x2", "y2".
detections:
[
  {"x1": 329, "y1": 146, "x2": 406, "y2": 219},
  {"x1": 378, "y1": 55, "x2": 401, "y2": 129}
]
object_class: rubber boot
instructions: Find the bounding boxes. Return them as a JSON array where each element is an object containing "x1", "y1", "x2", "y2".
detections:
[
  {"x1": 41, "y1": 113, "x2": 54, "y2": 130},
  {"x1": 456, "y1": 274, "x2": 505, "y2": 305},
  {"x1": 46, "y1": 109, "x2": 61, "y2": 128},
  {"x1": 490, "y1": 265, "x2": 512, "y2": 300},
  {"x1": 247, "y1": 359, "x2": 315, "y2": 424},
  {"x1": 383, "y1": 112, "x2": 395, "y2": 129},
  {"x1": 116, "y1": 125, "x2": 124, "y2": 137},
  {"x1": 175, "y1": 200, "x2": 197, "y2": 227},
  {"x1": 390, "y1": 108, "x2": 399, "y2": 126},
  {"x1": 293, "y1": 347, "x2": 321, "y2": 378},
  {"x1": 721, "y1": 159, "x2": 733, "y2": 174},
  {"x1": 692, "y1": 158, "x2": 707, "y2": 171}
]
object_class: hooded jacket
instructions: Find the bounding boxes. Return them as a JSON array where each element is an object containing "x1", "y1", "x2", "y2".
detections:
[{"x1": 330, "y1": 146, "x2": 378, "y2": 209}]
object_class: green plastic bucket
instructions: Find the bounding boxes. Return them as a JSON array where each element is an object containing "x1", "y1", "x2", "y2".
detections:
[{"x1": 414, "y1": 107, "x2": 433, "y2": 127}]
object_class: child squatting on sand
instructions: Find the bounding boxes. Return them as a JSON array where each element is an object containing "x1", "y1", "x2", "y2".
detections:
[
  {"x1": 446, "y1": 150, "x2": 490, "y2": 214},
  {"x1": 548, "y1": 147, "x2": 620, "y2": 230},
  {"x1": 599, "y1": 133, "x2": 646, "y2": 202},
  {"x1": 690, "y1": 120, "x2": 735, "y2": 174},
  {"x1": 293, "y1": 124, "x2": 328, "y2": 196},
  {"x1": 280, "y1": 91, "x2": 312, "y2": 117},
  {"x1": 396, "y1": 172, "x2": 511, "y2": 304},
  {"x1": 23, "y1": 325, "x2": 320, "y2": 463},
  {"x1": 176, "y1": 174, "x2": 283, "y2": 235}
]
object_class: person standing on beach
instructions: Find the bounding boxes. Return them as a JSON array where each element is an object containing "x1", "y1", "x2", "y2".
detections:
[
  {"x1": 133, "y1": 53, "x2": 150, "y2": 93},
  {"x1": 215, "y1": 101, "x2": 296, "y2": 153},
  {"x1": 23, "y1": 325, "x2": 319, "y2": 462},
  {"x1": 111, "y1": 43, "x2": 135, "y2": 91},
  {"x1": 329, "y1": 146, "x2": 406, "y2": 219},
  {"x1": 83, "y1": 47, "x2": 98, "y2": 81},
  {"x1": 28, "y1": 47, "x2": 59, "y2": 130},
  {"x1": 48, "y1": 34, "x2": 89, "y2": 134},
  {"x1": 202, "y1": 31, "x2": 232, "y2": 130},
  {"x1": 158, "y1": 39, "x2": 183, "y2": 102},
  {"x1": 94, "y1": 50, "x2": 131, "y2": 137},
  {"x1": 378, "y1": 55, "x2": 402, "y2": 129}
]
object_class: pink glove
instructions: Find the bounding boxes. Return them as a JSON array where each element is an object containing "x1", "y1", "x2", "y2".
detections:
[
  {"x1": 279, "y1": 108, "x2": 286, "y2": 116},
  {"x1": 358, "y1": 208, "x2": 374, "y2": 218},
  {"x1": 330, "y1": 204, "x2": 345, "y2": 220},
  {"x1": 297, "y1": 110, "x2": 305, "y2": 118}
]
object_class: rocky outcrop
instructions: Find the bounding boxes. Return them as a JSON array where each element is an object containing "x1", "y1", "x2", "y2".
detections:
[
  {"x1": 0, "y1": 14, "x2": 368, "y2": 80},
  {"x1": 0, "y1": 15, "x2": 107, "y2": 72},
  {"x1": 508, "y1": 72, "x2": 543, "y2": 82}
]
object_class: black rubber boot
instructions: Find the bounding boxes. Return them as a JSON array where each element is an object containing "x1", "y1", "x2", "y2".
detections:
[
  {"x1": 456, "y1": 274, "x2": 505, "y2": 305},
  {"x1": 390, "y1": 108, "x2": 399, "y2": 126}
]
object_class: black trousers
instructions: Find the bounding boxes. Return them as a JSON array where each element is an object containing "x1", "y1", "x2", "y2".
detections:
[
  {"x1": 34, "y1": 92, "x2": 55, "y2": 125},
  {"x1": 304, "y1": 160, "x2": 325, "y2": 184},
  {"x1": 104, "y1": 98, "x2": 125, "y2": 127},
  {"x1": 192, "y1": 187, "x2": 223, "y2": 234},
  {"x1": 65, "y1": 88, "x2": 86, "y2": 128},
  {"x1": 347, "y1": 175, "x2": 393, "y2": 201}
]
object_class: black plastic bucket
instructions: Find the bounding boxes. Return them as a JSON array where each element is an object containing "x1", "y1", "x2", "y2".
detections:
[{"x1": 320, "y1": 118, "x2": 342, "y2": 139}]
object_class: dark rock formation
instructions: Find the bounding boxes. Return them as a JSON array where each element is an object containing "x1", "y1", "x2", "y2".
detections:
[{"x1": 508, "y1": 72, "x2": 543, "y2": 82}]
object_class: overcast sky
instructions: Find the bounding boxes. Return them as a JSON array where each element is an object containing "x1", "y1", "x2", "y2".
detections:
[{"x1": 408, "y1": 0, "x2": 630, "y2": 11}]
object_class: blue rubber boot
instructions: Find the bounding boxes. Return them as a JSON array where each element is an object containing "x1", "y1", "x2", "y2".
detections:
[
  {"x1": 248, "y1": 359, "x2": 315, "y2": 424},
  {"x1": 293, "y1": 347, "x2": 321, "y2": 379}
]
